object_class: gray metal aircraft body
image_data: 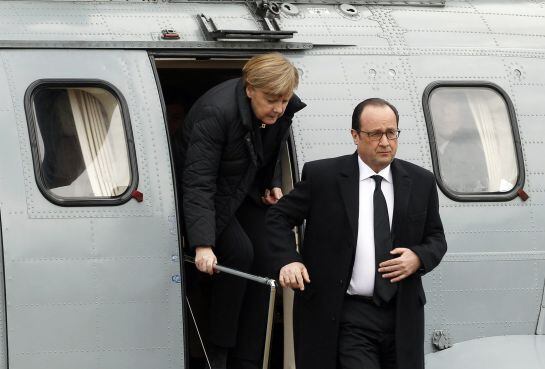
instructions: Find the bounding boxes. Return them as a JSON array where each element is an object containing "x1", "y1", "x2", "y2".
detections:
[{"x1": 0, "y1": 1, "x2": 543, "y2": 368}]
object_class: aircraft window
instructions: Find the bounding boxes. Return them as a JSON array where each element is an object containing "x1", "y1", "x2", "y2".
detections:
[
  {"x1": 424, "y1": 83, "x2": 524, "y2": 201},
  {"x1": 27, "y1": 83, "x2": 137, "y2": 205}
]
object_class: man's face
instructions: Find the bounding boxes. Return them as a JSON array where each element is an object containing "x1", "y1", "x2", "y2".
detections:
[
  {"x1": 351, "y1": 105, "x2": 398, "y2": 173},
  {"x1": 246, "y1": 85, "x2": 292, "y2": 125}
]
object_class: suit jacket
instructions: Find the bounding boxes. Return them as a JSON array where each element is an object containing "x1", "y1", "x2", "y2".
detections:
[{"x1": 266, "y1": 153, "x2": 447, "y2": 369}]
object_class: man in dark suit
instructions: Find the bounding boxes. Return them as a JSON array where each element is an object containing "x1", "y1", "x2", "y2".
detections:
[{"x1": 266, "y1": 98, "x2": 447, "y2": 369}]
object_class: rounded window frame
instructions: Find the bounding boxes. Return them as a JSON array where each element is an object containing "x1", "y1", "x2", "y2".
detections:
[
  {"x1": 25, "y1": 79, "x2": 139, "y2": 207},
  {"x1": 422, "y1": 81, "x2": 525, "y2": 202}
]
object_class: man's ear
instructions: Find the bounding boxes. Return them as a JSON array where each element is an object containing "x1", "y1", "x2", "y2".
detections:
[{"x1": 350, "y1": 129, "x2": 359, "y2": 144}]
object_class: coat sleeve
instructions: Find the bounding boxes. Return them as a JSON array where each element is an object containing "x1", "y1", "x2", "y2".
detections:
[
  {"x1": 410, "y1": 178, "x2": 447, "y2": 274},
  {"x1": 182, "y1": 107, "x2": 226, "y2": 249},
  {"x1": 266, "y1": 164, "x2": 312, "y2": 275}
]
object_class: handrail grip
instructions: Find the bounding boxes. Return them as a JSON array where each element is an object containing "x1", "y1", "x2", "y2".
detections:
[{"x1": 184, "y1": 255, "x2": 276, "y2": 287}]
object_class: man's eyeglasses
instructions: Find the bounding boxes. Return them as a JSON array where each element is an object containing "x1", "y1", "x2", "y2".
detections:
[{"x1": 355, "y1": 129, "x2": 401, "y2": 141}]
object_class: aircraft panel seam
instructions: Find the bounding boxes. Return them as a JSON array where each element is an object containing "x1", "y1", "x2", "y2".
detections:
[
  {"x1": 306, "y1": 48, "x2": 545, "y2": 58},
  {"x1": 436, "y1": 321, "x2": 535, "y2": 325},
  {"x1": 413, "y1": 75, "x2": 507, "y2": 79},
  {"x1": 89, "y1": 217, "x2": 102, "y2": 364},
  {"x1": 265, "y1": 33, "x2": 386, "y2": 37},
  {"x1": 445, "y1": 229, "x2": 545, "y2": 234},
  {"x1": 300, "y1": 82, "x2": 416, "y2": 87},
  {"x1": 519, "y1": 113, "x2": 545, "y2": 116},
  {"x1": 12, "y1": 346, "x2": 171, "y2": 356},
  {"x1": 440, "y1": 288, "x2": 543, "y2": 292},
  {"x1": 0, "y1": 20, "x2": 104, "y2": 26},
  {"x1": 12, "y1": 301, "x2": 171, "y2": 308},
  {"x1": 440, "y1": 202, "x2": 542, "y2": 207},
  {"x1": 396, "y1": 9, "x2": 545, "y2": 19},
  {"x1": 443, "y1": 251, "x2": 545, "y2": 262},
  {"x1": 10, "y1": 256, "x2": 169, "y2": 262},
  {"x1": 285, "y1": 24, "x2": 382, "y2": 29},
  {"x1": 404, "y1": 30, "x2": 545, "y2": 37},
  {"x1": 24, "y1": 212, "x2": 155, "y2": 219},
  {"x1": 513, "y1": 82, "x2": 545, "y2": 86}
]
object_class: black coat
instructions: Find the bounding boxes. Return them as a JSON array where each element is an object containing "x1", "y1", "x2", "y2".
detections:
[
  {"x1": 178, "y1": 78, "x2": 306, "y2": 249},
  {"x1": 266, "y1": 153, "x2": 447, "y2": 369}
]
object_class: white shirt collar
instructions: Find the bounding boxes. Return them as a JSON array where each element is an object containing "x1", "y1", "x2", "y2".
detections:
[{"x1": 357, "y1": 156, "x2": 393, "y2": 183}]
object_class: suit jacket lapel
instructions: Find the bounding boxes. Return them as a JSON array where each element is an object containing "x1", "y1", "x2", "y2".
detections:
[
  {"x1": 391, "y1": 159, "x2": 412, "y2": 242},
  {"x1": 338, "y1": 152, "x2": 359, "y2": 244}
]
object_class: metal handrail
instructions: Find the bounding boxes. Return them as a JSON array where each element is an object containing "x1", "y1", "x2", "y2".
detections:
[
  {"x1": 184, "y1": 256, "x2": 276, "y2": 286},
  {"x1": 184, "y1": 256, "x2": 277, "y2": 369}
]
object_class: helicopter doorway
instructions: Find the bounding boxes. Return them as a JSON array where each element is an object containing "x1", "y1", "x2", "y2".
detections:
[{"x1": 154, "y1": 57, "x2": 298, "y2": 369}]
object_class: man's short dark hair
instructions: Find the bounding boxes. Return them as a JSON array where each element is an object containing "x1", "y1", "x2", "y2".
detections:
[{"x1": 351, "y1": 98, "x2": 400, "y2": 131}]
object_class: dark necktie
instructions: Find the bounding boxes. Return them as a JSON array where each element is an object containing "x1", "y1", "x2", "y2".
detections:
[{"x1": 371, "y1": 175, "x2": 397, "y2": 305}]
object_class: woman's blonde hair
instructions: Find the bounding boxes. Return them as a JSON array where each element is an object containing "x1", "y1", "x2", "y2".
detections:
[{"x1": 242, "y1": 53, "x2": 299, "y2": 97}]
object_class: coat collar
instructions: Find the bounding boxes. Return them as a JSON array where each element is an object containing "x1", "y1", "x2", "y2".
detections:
[{"x1": 236, "y1": 79, "x2": 254, "y2": 131}]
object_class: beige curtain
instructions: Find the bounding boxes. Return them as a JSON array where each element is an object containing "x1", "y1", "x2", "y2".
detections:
[
  {"x1": 68, "y1": 89, "x2": 125, "y2": 197},
  {"x1": 467, "y1": 89, "x2": 518, "y2": 192}
]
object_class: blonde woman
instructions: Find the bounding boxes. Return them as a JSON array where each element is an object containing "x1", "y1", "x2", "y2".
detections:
[{"x1": 178, "y1": 53, "x2": 305, "y2": 369}]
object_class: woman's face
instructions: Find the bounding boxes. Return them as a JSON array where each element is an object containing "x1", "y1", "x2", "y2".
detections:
[{"x1": 246, "y1": 85, "x2": 292, "y2": 125}]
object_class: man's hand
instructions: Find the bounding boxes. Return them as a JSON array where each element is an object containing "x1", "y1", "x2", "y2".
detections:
[
  {"x1": 279, "y1": 262, "x2": 310, "y2": 291},
  {"x1": 195, "y1": 246, "x2": 217, "y2": 275},
  {"x1": 378, "y1": 248, "x2": 421, "y2": 283},
  {"x1": 262, "y1": 187, "x2": 283, "y2": 205}
]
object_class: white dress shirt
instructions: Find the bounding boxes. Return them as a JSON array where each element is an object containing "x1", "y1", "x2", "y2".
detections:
[{"x1": 347, "y1": 157, "x2": 394, "y2": 297}]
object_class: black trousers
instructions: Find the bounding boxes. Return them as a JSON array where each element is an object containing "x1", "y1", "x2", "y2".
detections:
[
  {"x1": 338, "y1": 295, "x2": 397, "y2": 369},
  {"x1": 207, "y1": 197, "x2": 271, "y2": 367}
]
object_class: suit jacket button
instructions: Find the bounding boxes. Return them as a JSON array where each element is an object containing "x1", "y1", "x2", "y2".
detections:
[{"x1": 339, "y1": 279, "x2": 343, "y2": 286}]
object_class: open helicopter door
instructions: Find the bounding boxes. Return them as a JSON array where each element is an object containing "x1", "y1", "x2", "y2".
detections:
[{"x1": 0, "y1": 49, "x2": 185, "y2": 369}]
